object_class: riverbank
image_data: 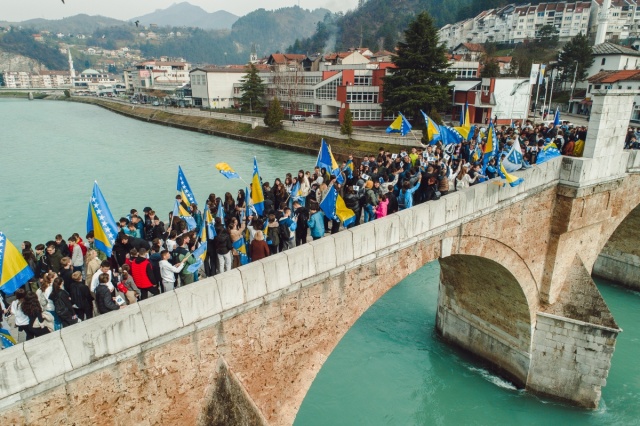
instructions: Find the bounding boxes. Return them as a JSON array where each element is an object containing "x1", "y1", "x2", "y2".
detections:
[
  {"x1": 0, "y1": 91, "x2": 47, "y2": 99},
  {"x1": 66, "y1": 97, "x2": 403, "y2": 160}
]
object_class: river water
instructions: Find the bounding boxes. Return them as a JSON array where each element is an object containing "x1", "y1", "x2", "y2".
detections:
[
  {"x1": 295, "y1": 262, "x2": 640, "y2": 425},
  {"x1": 3, "y1": 99, "x2": 637, "y2": 424},
  {"x1": 0, "y1": 98, "x2": 313, "y2": 243}
]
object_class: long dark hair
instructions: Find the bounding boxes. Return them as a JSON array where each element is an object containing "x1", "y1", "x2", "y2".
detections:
[{"x1": 21, "y1": 292, "x2": 42, "y2": 318}]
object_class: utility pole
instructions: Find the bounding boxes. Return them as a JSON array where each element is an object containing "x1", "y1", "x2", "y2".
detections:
[{"x1": 547, "y1": 68, "x2": 556, "y2": 113}]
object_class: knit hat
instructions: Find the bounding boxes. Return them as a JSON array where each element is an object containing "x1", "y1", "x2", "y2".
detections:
[{"x1": 365, "y1": 180, "x2": 373, "y2": 189}]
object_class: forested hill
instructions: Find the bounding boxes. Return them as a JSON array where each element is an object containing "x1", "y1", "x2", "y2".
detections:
[
  {"x1": 141, "y1": 6, "x2": 329, "y2": 64},
  {"x1": 287, "y1": 0, "x2": 473, "y2": 54}
]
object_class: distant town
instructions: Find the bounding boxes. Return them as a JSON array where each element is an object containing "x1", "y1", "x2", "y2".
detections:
[{"x1": 2, "y1": 0, "x2": 640, "y2": 126}]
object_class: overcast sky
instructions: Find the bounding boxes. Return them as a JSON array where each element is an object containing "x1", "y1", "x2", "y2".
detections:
[{"x1": 3, "y1": 0, "x2": 359, "y2": 22}]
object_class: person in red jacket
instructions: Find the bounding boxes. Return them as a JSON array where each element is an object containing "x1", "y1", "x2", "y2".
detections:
[
  {"x1": 128, "y1": 248, "x2": 159, "y2": 300},
  {"x1": 249, "y1": 230, "x2": 270, "y2": 261}
]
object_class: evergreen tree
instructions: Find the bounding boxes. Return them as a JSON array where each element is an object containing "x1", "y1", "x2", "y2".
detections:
[
  {"x1": 557, "y1": 33, "x2": 594, "y2": 85},
  {"x1": 482, "y1": 60, "x2": 501, "y2": 78},
  {"x1": 264, "y1": 96, "x2": 285, "y2": 130},
  {"x1": 381, "y1": 12, "x2": 453, "y2": 123},
  {"x1": 537, "y1": 25, "x2": 559, "y2": 48},
  {"x1": 340, "y1": 106, "x2": 353, "y2": 138},
  {"x1": 240, "y1": 64, "x2": 265, "y2": 113}
]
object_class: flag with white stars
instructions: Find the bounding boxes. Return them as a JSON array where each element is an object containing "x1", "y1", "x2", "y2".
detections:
[
  {"x1": 86, "y1": 182, "x2": 118, "y2": 258},
  {"x1": 177, "y1": 166, "x2": 198, "y2": 209},
  {"x1": 0, "y1": 231, "x2": 35, "y2": 295}
]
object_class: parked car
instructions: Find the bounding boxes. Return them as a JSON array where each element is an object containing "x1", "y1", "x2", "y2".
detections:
[{"x1": 291, "y1": 115, "x2": 305, "y2": 121}]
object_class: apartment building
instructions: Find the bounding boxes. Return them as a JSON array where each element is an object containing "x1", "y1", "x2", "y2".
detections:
[
  {"x1": 590, "y1": 0, "x2": 640, "y2": 42},
  {"x1": 439, "y1": 1, "x2": 592, "y2": 49},
  {"x1": 125, "y1": 60, "x2": 191, "y2": 94},
  {"x1": 0, "y1": 71, "x2": 72, "y2": 89}
]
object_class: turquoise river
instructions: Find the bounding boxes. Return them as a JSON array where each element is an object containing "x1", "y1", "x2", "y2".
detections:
[{"x1": 2, "y1": 99, "x2": 638, "y2": 425}]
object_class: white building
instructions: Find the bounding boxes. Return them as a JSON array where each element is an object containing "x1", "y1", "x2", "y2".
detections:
[
  {"x1": 127, "y1": 61, "x2": 191, "y2": 94},
  {"x1": 190, "y1": 67, "x2": 246, "y2": 108},
  {"x1": 74, "y1": 68, "x2": 121, "y2": 93},
  {"x1": 585, "y1": 42, "x2": 640, "y2": 78},
  {"x1": 590, "y1": 0, "x2": 640, "y2": 43},
  {"x1": 439, "y1": 1, "x2": 591, "y2": 49}
]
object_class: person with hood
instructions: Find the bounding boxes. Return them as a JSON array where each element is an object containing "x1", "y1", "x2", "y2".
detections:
[
  {"x1": 343, "y1": 186, "x2": 361, "y2": 228},
  {"x1": 129, "y1": 248, "x2": 159, "y2": 299},
  {"x1": 363, "y1": 180, "x2": 378, "y2": 223},
  {"x1": 375, "y1": 193, "x2": 389, "y2": 219}
]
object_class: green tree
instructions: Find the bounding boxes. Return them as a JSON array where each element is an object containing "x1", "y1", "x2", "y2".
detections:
[
  {"x1": 537, "y1": 24, "x2": 559, "y2": 48},
  {"x1": 482, "y1": 60, "x2": 501, "y2": 77},
  {"x1": 264, "y1": 96, "x2": 285, "y2": 130},
  {"x1": 240, "y1": 64, "x2": 265, "y2": 113},
  {"x1": 382, "y1": 12, "x2": 453, "y2": 123},
  {"x1": 557, "y1": 33, "x2": 594, "y2": 85},
  {"x1": 340, "y1": 106, "x2": 353, "y2": 138}
]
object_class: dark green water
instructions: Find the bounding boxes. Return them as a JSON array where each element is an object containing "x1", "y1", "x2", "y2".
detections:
[{"x1": 295, "y1": 262, "x2": 640, "y2": 425}]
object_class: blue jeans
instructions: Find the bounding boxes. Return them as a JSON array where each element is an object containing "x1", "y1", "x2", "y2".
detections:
[{"x1": 364, "y1": 204, "x2": 375, "y2": 223}]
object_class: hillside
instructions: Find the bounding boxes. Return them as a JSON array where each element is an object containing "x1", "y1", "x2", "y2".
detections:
[
  {"x1": 133, "y1": 2, "x2": 238, "y2": 30},
  {"x1": 0, "y1": 14, "x2": 126, "y2": 35},
  {"x1": 0, "y1": 29, "x2": 67, "y2": 70},
  {"x1": 288, "y1": 0, "x2": 473, "y2": 54},
  {"x1": 140, "y1": 6, "x2": 330, "y2": 64}
]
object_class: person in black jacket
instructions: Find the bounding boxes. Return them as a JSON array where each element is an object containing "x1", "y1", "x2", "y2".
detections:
[
  {"x1": 343, "y1": 187, "x2": 360, "y2": 228},
  {"x1": 214, "y1": 225, "x2": 233, "y2": 273},
  {"x1": 96, "y1": 273, "x2": 122, "y2": 314},
  {"x1": 50, "y1": 277, "x2": 79, "y2": 327},
  {"x1": 386, "y1": 185, "x2": 399, "y2": 215},
  {"x1": 70, "y1": 271, "x2": 93, "y2": 320}
]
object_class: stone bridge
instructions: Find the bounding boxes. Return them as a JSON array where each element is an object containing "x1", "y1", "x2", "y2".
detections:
[{"x1": 2, "y1": 90, "x2": 640, "y2": 425}]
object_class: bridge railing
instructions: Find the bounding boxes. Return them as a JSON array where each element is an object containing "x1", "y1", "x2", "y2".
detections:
[{"x1": 0, "y1": 157, "x2": 566, "y2": 408}]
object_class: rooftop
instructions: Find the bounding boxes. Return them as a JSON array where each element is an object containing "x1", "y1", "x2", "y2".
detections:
[{"x1": 592, "y1": 42, "x2": 640, "y2": 57}]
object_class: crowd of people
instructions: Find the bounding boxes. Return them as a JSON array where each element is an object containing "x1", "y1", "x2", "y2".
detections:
[{"x1": 1, "y1": 119, "x2": 590, "y2": 345}]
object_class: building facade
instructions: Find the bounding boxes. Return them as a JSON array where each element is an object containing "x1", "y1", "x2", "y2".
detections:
[
  {"x1": 439, "y1": 1, "x2": 592, "y2": 49},
  {"x1": 124, "y1": 60, "x2": 191, "y2": 95}
]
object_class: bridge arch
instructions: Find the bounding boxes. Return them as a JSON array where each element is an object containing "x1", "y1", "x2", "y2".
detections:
[{"x1": 437, "y1": 250, "x2": 535, "y2": 387}]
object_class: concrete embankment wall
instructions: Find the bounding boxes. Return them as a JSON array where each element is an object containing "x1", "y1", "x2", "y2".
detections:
[{"x1": 1, "y1": 159, "x2": 566, "y2": 425}]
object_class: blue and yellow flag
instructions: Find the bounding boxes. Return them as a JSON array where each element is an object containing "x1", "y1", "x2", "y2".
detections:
[
  {"x1": 499, "y1": 163, "x2": 524, "y2": 187},
  {"x1": 186, "y1": 241, "x2": 207, "y2": 274},
  {"x1": 177, "y1": 166, "x2": 198, "y2": 209},
  {"x1": 481, "y1": 121, "x2": 498, "y2": 174},
  {"x1": 204, "y1": 209, "x2": 216, "y2": 239},
  {"x1": 319, "y1": 186, "x2": 355, "y2": 228},
  {"x1": 421, "y1": 110, "x2": 441, "y2": 144},
  {"x1": 232, "y1": 238, "x2": 250, "y2": 265},
  {"x1": 173, "y1": 200, "x2": 196, "y2": 231},
  {"x1": 216, "y1": 162, "x2": 240, "y2": 179},
  {"x1": 0, "y1": 327, "x2": 16, "y2": 348},
  {"x1": 453, "y1": 102, "x2": 471, "y2": 139},
  {"x1": 553, "y1": 107, "x2": 561, "y2": 127},
  {"x1": 251, "y1": 157, "x2": 265, "y2": 216},
  {"x1": 316, "y1": 139, "x2": 345, "y2": 184},
  {"x1": 537, "y1": 141, "x2": 562, "y2": 164},
  {"x1": 386, "y1": 113, "x2": 412, "y2": 136},
  {"x1": 0, "y1": 232, "x2": 35, "y2": 295},
  {"x1": 86, "y1": 182, "x2": 118, "y2": 259},
  {"x1": 217, "y1": 201, "x2": 225, "y2": 221}
]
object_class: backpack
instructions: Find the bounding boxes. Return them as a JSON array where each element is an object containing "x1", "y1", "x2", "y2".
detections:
[
  {"x1": 267, "y1": 225, "x2": 280, "y2": 247},
  {"x1": 279, "y1": 221, "x2": 291, "y2": 241}
]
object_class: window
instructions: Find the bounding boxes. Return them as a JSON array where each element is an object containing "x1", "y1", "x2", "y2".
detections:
[
  {"x1": 601, "y1": 58, "x2": 606, "y2": 65},
  {"x1": 351, "y1": 109, "x2": 383, "y2": 121},
  {"x1": 538, "y1": 12, "x2": 544, "y2": 17},
  {"x1": 353, "y1": 76, "x2": 372, "y2": 86},
  {"x1": 346, "y1": 90, "x2": 379, "y2": 103},
  {"x1": 315, "y1": 77, "x2": 342, "y2": 100}
]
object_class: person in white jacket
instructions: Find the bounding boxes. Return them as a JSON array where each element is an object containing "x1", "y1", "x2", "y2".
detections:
[{"x1": 159, "y1": 250, "x2": 185, "y2": 292}]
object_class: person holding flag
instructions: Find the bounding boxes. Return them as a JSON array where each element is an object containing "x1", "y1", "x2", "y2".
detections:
[
  {"x1": 251, "y1": 157, "x2": 265, "y2": 215},
  {"x1": 86, "y1": 182, "x2": 118, "y2": 261},
  {"x1": 176, "y1": 166, "x2": 198, "y2": 230},
  {"x1": 0, "y1": 232, "x2": 36, "y2": 296},
  {"x1": 319, "y1": 185, "x2": 355, "y2": 229}
]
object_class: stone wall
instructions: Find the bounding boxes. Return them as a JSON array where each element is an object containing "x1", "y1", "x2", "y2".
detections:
[
  {"x1": 4, "y1": 155, "x2": 640, "y2": 423},
  {"x1": 528, "y1": 313, "x2": 618, "y2": 408},
  {"x1": 437, "y1": 255, "x2": 533, "y2": 386}
]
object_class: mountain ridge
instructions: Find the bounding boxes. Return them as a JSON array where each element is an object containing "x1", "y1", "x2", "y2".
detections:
[{"x1": 132, "y1": 2, "x2": 238, "y2": 30}]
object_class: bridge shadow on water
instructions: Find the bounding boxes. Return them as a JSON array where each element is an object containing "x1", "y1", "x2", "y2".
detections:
[{"x1": 294, "y1": 261, "x2": 640, "y2": 426}]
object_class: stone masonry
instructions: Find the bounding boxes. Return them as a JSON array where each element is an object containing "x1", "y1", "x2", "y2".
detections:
[{"x1": 1, "y1": 90, "x2": 639, "y2": 424}]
